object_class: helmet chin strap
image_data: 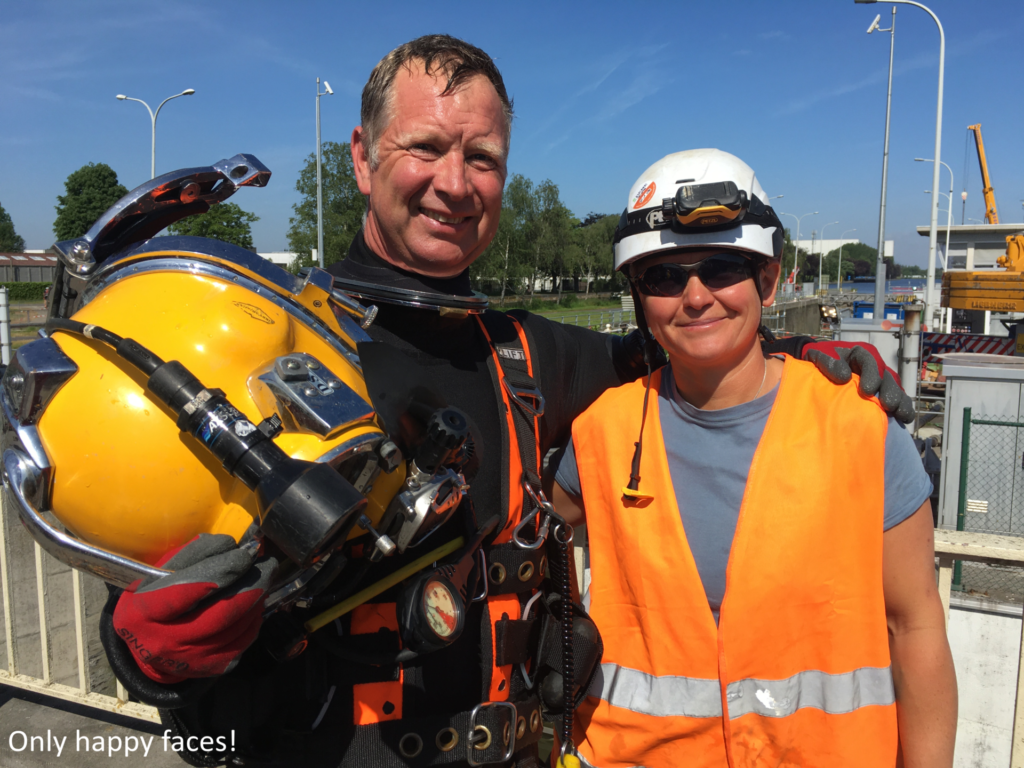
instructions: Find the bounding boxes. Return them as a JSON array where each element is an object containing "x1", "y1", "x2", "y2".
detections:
[
  {"x1": 753, "y1": 257, "x2": 777, "y2": 344},
  {"x1": 622, "y1": 281, "x2": 659, "y2": 500}
]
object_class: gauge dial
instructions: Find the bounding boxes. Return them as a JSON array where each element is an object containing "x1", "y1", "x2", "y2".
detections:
[{"x1": 423, "y1": 579, "x2": 460, "y2": 638}]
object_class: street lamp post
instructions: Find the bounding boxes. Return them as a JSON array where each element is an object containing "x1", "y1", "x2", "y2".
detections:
[
  {"x1": 859, "y1": 5, "x2": 895, "y2": 321},
  {"x1": 316, "y1": 78, "x2": 334, "y2": 270},
  {"x1": 116, "y1": 89, "x2": 196, "y2": 179},
  {"x1": 779, "y1": 211, "x2": 818, "y2": 289},
  {"x1": 818, "y1": 221, "x2": 839, "y2": 293},
  {"x1": 858, "y1": 0, "x2": 945, "y2": 329},
  {"x1": 837, "y1": 228, "x2": 857, "y2": 293},
  {"x1": 916, "y1": 157, "x2": 953, "y2": 271}
]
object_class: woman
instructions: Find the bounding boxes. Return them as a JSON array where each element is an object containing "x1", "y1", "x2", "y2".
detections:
[{"x1": 552, "y1": 150, "x2": 955, "y2": 768}]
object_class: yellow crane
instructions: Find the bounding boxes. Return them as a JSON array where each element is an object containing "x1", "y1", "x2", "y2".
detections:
[
  {"x1": 968, "y1": 124, "x2": 999, "y2": 224},
  {"x1": 941, "y1": 124, "x2": 1024, "y2": 312}
]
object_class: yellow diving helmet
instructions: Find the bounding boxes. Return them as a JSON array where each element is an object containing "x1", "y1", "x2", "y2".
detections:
[{"x1": 0, "y1": 155, "x2": 466, "y2": 612}]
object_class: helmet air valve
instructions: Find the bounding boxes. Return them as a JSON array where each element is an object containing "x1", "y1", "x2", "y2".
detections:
[
  {"x1": 357, "y1": 514, "x2": 396, "y2": 559},
  {"x1": 387, "y1": 407, "x2": 471, "y2": 554}
]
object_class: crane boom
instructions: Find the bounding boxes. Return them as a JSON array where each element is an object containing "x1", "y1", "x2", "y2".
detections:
[{"x1": 968, "y1": 123, "x2": 999, "y2": 224}]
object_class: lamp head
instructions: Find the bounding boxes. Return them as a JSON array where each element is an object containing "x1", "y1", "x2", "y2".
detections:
[
  {"x1": 182, "y1": 89, "x2": 195, "y2": 96},
  {"x1": 324, "y1": 81, "x2": 333, "y2": 95},
  {"x1": 116, "y1": 94, "x2": 126, "y2": 100},
  {"x1": 867, "y1": 13, "x2": 881, "y2": 33}
]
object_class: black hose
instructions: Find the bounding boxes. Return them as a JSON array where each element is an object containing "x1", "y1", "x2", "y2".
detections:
[
  {"x1": 99, "y1": 588, "x2": 217, "y2": 710},
  {"x1": 46, "y1": 318, "x2": 165, "y2": 376}
]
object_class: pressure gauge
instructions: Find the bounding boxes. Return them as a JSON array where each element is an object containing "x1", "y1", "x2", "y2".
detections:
[
  {"x1": 398, "y1": 570, "x2": 469, "y2": 654},
  {"x1": 423, "y1": 579, "x2": 461, "y2": 639}
]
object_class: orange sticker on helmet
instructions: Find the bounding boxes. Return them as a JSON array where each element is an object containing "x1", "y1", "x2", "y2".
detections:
[{"x1": 632, "y1": 181, "x2": 656, "y2": 210}]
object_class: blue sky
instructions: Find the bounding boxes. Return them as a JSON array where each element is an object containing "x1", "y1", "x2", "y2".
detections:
[{"x1": 3, "y1": 0, "x2": 1022, "y2": 267}]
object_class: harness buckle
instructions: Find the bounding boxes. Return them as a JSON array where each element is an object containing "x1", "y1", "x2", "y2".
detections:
[
  {"x1": 470, "y1": 549, "x2": 489, "y2": 603},
  {"x1": 513, "y1": 483, "x2": 553, "y2": 550},
  {"x1": 467, "y1": 700, "x2": 517, "y2": 766},
  {"x1": 502, "y1": 378, "x2": 546, "y2": 418}
]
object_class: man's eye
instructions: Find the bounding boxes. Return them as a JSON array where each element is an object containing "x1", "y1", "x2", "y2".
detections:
[{"x1": 469, "y1": 154, "x2": 498, "y2": 168}]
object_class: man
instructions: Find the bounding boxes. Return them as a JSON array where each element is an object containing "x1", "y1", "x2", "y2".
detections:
[{"x1": 105, "y1": 36, "x2": 911, "y2": 768}]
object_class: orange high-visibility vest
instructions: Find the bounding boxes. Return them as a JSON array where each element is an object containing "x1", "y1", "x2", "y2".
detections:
[{"x1": 571, "y1": 357, "x2": 897, "y2": 768}]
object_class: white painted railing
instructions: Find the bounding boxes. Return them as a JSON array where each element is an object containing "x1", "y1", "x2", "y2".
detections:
[
  {"x1": 0, "y1": 488, "x2": 158, "y2": 722},
  {"x1": 1, "y1": 484, "x2": 1022, "y2": 753}
]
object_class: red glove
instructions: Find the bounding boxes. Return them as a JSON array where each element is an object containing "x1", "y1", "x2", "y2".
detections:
[
  {"x1": 113, "y1": 533, "x2": 277, "y2": 684},
  {"x1": 802, "y1": 340, "x2": 901, "y2": 387},
  {"x1": 801, "y1": 341, "x2": 915, "y2": 423}
]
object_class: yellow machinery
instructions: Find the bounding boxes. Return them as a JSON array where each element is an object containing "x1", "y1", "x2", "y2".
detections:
[
  {"x1": 940, "y1": 126, "x2": 1024, "y2": 312},
  {"x1": 942, "y1": 236, "x2": 1024, "y2": 311},
  {"x1": 968, "y1": 124, "x2": 999, "y2": 224}
]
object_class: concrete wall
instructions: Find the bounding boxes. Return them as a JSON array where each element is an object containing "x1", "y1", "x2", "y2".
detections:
[
  {"x1": 949, "y1": 601, "x2": 1021, "y2": 767},
  {"x1": 780, "y1": 298, "x2": 822, "y2": 337}
]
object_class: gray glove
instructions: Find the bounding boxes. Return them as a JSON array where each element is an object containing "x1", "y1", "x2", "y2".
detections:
[{"x1": 805, "y1": 345, "x2": 916, "y2": 424}]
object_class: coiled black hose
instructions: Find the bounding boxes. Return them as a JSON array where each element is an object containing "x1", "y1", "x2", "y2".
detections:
[{"x1": 555, "y1": 522, "x2": 575, "y2": 759}]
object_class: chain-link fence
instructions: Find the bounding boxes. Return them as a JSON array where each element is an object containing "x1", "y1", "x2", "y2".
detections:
[{"x1": 952, "y1": 409, "x2": 1024, "y2": 603}]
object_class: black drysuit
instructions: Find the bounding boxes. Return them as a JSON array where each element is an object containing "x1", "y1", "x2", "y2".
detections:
[{"x1": 139, "y1": 231, "x2": 645, "y2": 767}]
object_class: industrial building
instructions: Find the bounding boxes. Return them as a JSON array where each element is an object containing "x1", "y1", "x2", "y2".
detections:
[{"x1": 0, "y1": 252, "x2": 58, "y2": 282}]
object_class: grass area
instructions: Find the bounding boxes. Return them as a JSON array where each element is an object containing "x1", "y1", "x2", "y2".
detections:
[
  {"x1": 532, "y1": 304, "x2": 628, "y2": 321},
  {"x1": 489, "y1": 295, "x2": 625, "y2": 318},
  {"x1": 9, "y1": 302, "x2": 46, "y2": 349}
]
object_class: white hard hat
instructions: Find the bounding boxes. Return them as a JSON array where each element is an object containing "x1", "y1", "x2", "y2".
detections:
[{"x1": 613, "y1": 149, "x2": 784, "y2": 272}]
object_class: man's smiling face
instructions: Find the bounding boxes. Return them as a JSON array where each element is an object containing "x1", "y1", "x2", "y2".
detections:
[{"x1": 351, "y1": 64, "x2": 508, "y2": 278}]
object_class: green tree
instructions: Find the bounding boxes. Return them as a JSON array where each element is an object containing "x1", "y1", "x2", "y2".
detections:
[
  {"x1": 287, "y1": 142, "x2": 364, "y2": 269},
  {"x1": 529, "y1": 180, "x2": 574, "y2": 300},
  {"x1": 823, "y1": 243, "x2": 878, "y2": 280},
  {"x1": 572, "y1": 214, "x2": 617, "y2": 295},
  {"x1": 53, "y1": 163, "x2": 128, "y2": 240},
  {"x1": 473, "y1": 174, "x2": 539, "y2": 305},
  {"x1": 0, "y1": 202, "x2": 25, "y2": 252},
  {"x1": 166, "y1": 202, "x2": 259, "y2": 249}
]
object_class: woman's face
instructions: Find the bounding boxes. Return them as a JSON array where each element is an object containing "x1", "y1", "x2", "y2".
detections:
[{"x1": 635, "y1": 249, "x2": 781, "y2": 368}]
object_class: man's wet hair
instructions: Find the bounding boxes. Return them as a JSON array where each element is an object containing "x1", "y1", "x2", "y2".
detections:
[{"x1": 361, "y1": 34, "x2": 514, "y2": 168}]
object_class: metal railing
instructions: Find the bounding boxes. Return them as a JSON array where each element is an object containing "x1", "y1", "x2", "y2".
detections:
[
  {"x1": 557, "y1": 310, "x2": 635, "y2": 332},
  {"x1": 0, "y1": 487, "x2": 158, "y2": 722}
]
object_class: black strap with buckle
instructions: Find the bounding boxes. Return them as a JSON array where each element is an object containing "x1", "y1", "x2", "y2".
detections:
[
  {"x1": 346, "y1": 696, "x2": 543, "y2": 767},
  {"x1": 480, "y1": 313, "x2": 545, "y2": 531}
]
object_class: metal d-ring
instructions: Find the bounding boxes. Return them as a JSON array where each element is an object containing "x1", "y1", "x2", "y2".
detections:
[
  {"x1": 554, "y1": 521, "x2": 574, "y2": 546},
  {"x1": 512, "y1": 483, "x2": 553, "y2": 550}
]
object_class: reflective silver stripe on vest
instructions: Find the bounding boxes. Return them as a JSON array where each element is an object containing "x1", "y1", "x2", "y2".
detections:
[
  {"x1": 725, "y1": 666, "x2": 895, "y2": 719},
  {"x1": 590, "y1": 663, "x2": 894, "y2": 721},
  {"x1": 590, "y1": 662, "x2": 723, "y2": 718}
]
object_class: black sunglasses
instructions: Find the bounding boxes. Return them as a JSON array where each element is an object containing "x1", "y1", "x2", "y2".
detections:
[{"x1": 633, "y1": 253, "x2": 755, "y2": 297}]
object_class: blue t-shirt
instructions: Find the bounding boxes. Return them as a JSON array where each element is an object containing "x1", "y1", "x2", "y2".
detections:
[{"x1": 555, "y1": 365, "x2": 933, "y2": 622}]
